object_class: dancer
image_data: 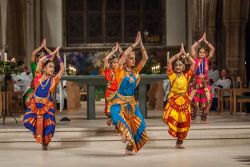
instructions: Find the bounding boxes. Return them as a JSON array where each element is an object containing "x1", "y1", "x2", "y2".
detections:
[
  {"x1": 23, "y1": 46, "x2": 64, "y2": 150},
  {"x1": 103, "y1": 42, "x2": 122, "y2": 126},
  {"x1": 189, "y1": 32, "x2": 215, "y2": 123},
  {"x1": 109, "y1": 32, "x2": 148, "y2": 155},
  {"x1": 163, "y1": 44, "x2": 195, "y2": 149},
  {"x1": 25, "y1": 39, "x2": 55, "y2": 106}
]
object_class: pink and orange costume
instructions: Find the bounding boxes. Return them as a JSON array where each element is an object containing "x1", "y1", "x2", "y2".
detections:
[{"x1": 189, "y1": 57, "x2": 213, "y2": 121}]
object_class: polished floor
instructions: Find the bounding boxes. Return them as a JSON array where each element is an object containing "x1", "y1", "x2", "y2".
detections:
[{"x1": 0, "y1": 102, "x2": 250, "y2": 167}]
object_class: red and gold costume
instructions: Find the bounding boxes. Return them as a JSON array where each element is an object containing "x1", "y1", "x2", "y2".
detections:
[
  {"x1": 163, "y1": 69, "x2": 193, "y2": 140},
  {"x1": 104, "y1": 68, "x2": 118, "y2": 117}
]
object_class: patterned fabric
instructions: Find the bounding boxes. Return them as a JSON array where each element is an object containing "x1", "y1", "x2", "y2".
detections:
[
  {"x1": 110, "y1": 64, "x2": 148, "y2": 152},
  {"x1": 189, "y1": 58, "x2": 213, "y2": 110},
  {"x1": 23, "y1": 71, "x2": 59, "y2": 145},
  {"x1": 163, "y1": 69, "x2": 193, "y2": 140},
  {"x1": 104, "y1": 68, "x2": 118, "y2": 117}
]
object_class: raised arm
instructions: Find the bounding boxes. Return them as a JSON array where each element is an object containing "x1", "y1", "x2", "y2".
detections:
[
  {"x1": 55, "y1": 47, "x2": 65, "y2": 79},
  {"x1": 118, "y1": 31, "x2": 141, "y2": 65},
  {"x1": 31, "y1": 39, "x2": 46, "y2": 63},
  {"x1": 36, "y1": 47, "x2": 58, "y2": 72},
  {"x1": 103, "y1": 42, "x2": 119, "y2": 69},
  {"x1": 187, "y1": 53, "x2": 195, "y2": 71},
  {"x1": 191, "y1": 33, "x2": 205, "y2": 59},
  {"x1": 167, "y1": 46, "x2": 184, "y2": 72},
  {"x1": 204, "y1": 33, "x2": 215, "y2": 60},
  {"x1": 42, "y1": 40, "x2": 57, "y2": 61},
  {"x1": 138, "y1": 36, "x2": 148, "y2": 68}
]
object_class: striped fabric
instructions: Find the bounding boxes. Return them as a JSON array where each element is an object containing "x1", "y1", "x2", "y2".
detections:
[
  {"x1": 163, "y1": 69, "x2": 193, "y2": 140},
  {"x1": 189, "y1": 77, "x2": 213, "y2": 110},
  {"x1": 163, "y1": 94, "x2": 191, "y2": 140},
  {"x1": 110, "y1": 95, "x2": 148, "y2": 152},
  {"x1": 23, "y1": 74, "x2": 59, "y2": 145}
]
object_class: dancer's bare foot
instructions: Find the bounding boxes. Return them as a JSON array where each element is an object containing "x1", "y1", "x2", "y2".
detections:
[
  {"x1": 106, "y1": 119, "x2": 112, "y2": 126},
  {"x1": 201, "y1": 120, "x2": 208, "y2": 124},
  {"x1": 175, "y1": 144, "x2": 185, "y2": 149},
  {"x1": 125, "y1": 150, "x2": 136, "y2": 155},
  {"x1": 42, "y1": 144, "x2": 49, "y2": 150},
  {"x1": 121, "y1": 135, "x2": 127, "y2": 143}
]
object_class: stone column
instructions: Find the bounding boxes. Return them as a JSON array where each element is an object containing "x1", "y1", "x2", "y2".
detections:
[
  {"x1": 0, "y1": 0, "x2": 7, "y2": 58},
  {"x1": 189, "y1": 0, "x2": 217, "y2": 56},
  {"x1": 6, "y1": 0, "x2": 26, "y2": 61},
  {"x1": 223, "y1": 0, "x2": 249, "y2": 83}
]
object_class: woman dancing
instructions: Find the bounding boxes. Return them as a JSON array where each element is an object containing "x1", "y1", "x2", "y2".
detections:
[
  {"x1": 23, "y1": 46, "x2": 64, "y2": 150},
  {"x1": 163, "y1": 44, "x2": 195, "y2": 149},
  {"x1": 109, "y1": 32, "x2": 148, "y2": 155},
  {"x1": 189, "y1": 33, "x2": 215, "y2": 123}
]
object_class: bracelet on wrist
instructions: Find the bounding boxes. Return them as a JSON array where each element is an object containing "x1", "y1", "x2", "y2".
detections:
[
  {"x1": 58, "y1": 57, "x2": 63, "y2": 64},
  {"x1": 131, "y1": 45, "x2": 136, "y2": 50},
  {"x1": 46, "y1": 54, "x2": 52, "y2": 60},
  {"x1": 141, "y1": 48, "x2": 146, "y2": 52}
]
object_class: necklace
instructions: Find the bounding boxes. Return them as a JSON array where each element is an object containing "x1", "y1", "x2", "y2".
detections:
[
  {"x1": 124, "y1": 67, "x2": 134, "y2": 83},
  {"x1": 40, "y1": 77, "x2": 50, "y2": 89},
  {"x1": 124, "y1": 66, "x2": 132, "y2": 73},
  {"x1": 198, "y1": 59, "x2": 204, "y2": 74}
]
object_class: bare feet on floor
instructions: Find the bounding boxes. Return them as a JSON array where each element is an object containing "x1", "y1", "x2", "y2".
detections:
[
  {"x1": 106, "y1": 119, "x2": 112, "y2": 126},
  {"x1": 175, "y1": 144, "x2": 185, "y2": 149},
  {"x1": 42, "y1": 144, "x2": 49, "y2": 150},
  {"x1": 125, "y1": 150, "x2": 136, "y2": 155},
  {"x1": 201, "y1": 120, "x2": 208, "y2": 124}
]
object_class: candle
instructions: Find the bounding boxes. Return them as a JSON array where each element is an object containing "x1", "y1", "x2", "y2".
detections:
[
  {"x1": 4, "y1": 52, "x2": 7, "y2": 61},
  {"x1": 64, "y1": 54, "x2": 67, "y2": 69},
  {"x1": 167, "y1": 52, "x2": 169, "y2": 62}
]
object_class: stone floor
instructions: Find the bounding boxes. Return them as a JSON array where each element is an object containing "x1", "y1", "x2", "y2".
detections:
[{"x1": 0, "y1": 102, "x2": 250, "y2": 167}]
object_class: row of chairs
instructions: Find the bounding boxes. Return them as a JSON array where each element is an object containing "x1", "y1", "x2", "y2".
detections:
[
  {"x1": 0, "y1": 91, "x2": 23, "y2": 115},
  {"x1": 216, "y1": 80, "x2": 250, "y2": 114}
]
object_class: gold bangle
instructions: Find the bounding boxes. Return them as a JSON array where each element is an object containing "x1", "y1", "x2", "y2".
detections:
[
  {"x1": 131, "y1": 45, "x2": 136, "y2": 50},
  {"x1": 141, "y1": 48, "x2": 146, "y2": 52}
]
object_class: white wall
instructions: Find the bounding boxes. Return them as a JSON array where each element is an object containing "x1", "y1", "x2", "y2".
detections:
[
  {"x1": 42, "y1": 0, "x2": 62, "y2": 47},
  {"x1": 166, "y1": 0, "x2": 187, "y2": 46}
]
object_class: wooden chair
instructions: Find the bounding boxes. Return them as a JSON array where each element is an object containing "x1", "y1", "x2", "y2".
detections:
[
  {"x1": 233, "y1": 88, "x2": 250, "y2": 114},
  {"x1": 216, "y1": 88, "x2": 233, "y2": 113},
  {"x1": 8, "y1": 91, "x2": 24, "y2": 114}
]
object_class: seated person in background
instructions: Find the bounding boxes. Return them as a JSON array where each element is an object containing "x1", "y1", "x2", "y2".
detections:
[
  {"x1": 12, "y1": 61, "x2": 32, "y2": 96},
  {"x1": 214, "y1": 69, "x2": 232, "y2": 95},
  {"x1": 211, "y1": 68, "x2": 232, "y2": 110},
  {"x1": 208, "y1": 61, "x2": 219, "y2": 85}
]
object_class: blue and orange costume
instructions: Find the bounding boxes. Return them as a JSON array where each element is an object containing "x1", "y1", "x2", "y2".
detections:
[
  {"x1": 109, "y1": 64, "x2": 148, "y2": 152},
  {"x1": 23, "y1": 71, "x2": 59, "y2": 145},
  {"x1": 104, "y1": 68, "x2": 118, "y2": 117}
]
